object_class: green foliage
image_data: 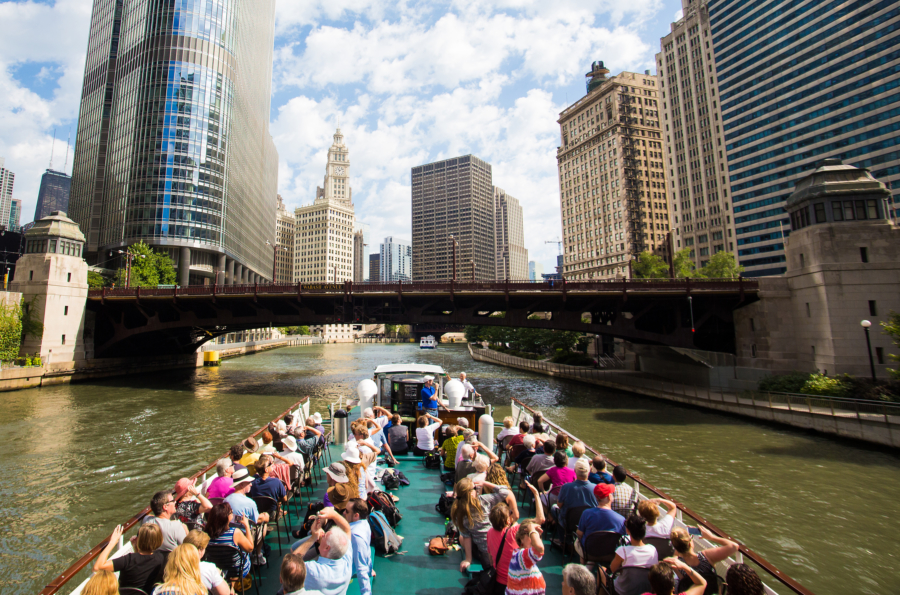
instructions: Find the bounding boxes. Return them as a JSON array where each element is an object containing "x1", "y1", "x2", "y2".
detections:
[
  {"x1": 758, "y1": 372, "x2": 812, "y2": 393},
  {"x1": 20, "y1": 297, "x2": 43, "y2": 341},
  {"x1": 696, "y1": 251, "x2": 744, "y2": 279},
  {"x1": 632, "y1": 251, "x2": 669, "y2": 279},
  {"x1": 0, "y1": 301, "x2": 22, "y2": 362},
  {"x1": 800, "y1": 373, "x2": 848, "y2": 398},
  {"x1": 881, "y1": 312, "x2": 900, "y2": 380},
  {"x1": 114, "y1": 241, "x2": 177, "y2": 287},
  {"x1": 278, "y1": 326, "x2": 310, "y2": 336},
  {"x1": 465, "y1": 325, "x2": 486, "y2": 343},
  {"x1": 551, "y1": 351, "x2": 595, "y2": 366},
  {"x1": 87, "y1": 271, "x2": 107, "y2": 289},
  {"x1": 464, "y1": 325, "x2": 588, "y2": 359},
  {"x1": 673, "y1": 248, "x2": 698, "y2": 279}
]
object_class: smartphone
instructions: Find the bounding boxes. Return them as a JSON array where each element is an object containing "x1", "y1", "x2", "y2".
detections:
[{"x1": 687, "y1": 527, "x2": 702, "y2": 536}]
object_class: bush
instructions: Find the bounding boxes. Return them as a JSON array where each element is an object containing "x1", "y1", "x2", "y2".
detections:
[
  {"x1": 800, "y1": 373, "x2": 848, "y2": 397},
  {"x1": 551, "y1": 351, "x2": 595, "y2": 366},
  {"x1": 758, "y1": 372, "x2": 812, "y2": 394},
  {"x1": 0, "y1": 302, "x2": 22, "y2": 362}
]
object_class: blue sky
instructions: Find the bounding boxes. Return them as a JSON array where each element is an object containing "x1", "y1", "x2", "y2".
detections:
[{"x1": 0, "y1": 0, "x2": 684, "y2": 270}]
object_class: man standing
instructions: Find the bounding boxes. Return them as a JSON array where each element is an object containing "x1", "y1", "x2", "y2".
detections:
[
  {"x1": 343, "y1": 498, "x2": 373, "y2": 595},
  {"x1": 143, "y1": 491, "x2": 188, "y2": 552},
  {"x1": 574, "y1": 483, "x2": 625, "y2": 562},
  {"x1": 292, "y1": 507, "x2": 354, "y2": 595},
  {"x1": 459, "y1": 372, "x2": 480, "y2": 399},
  {"x1": 419, "y1": 376, "x2": 439, "y2": 415}
]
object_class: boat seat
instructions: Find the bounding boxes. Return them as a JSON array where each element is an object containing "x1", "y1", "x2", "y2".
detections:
[{"x1": 644, "y1": 536, "x2": 674, "y2": 559}]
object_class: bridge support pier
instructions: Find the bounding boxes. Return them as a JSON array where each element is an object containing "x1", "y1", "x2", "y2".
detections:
[
  {"x1": 234, "y1": 263, "x2": 244, "y2": 285},
  {"x1": 226, "y1": 258, "x2": 235, "y2": 286},
  {"x1": 217, "y1": 254, "x2": 226, "y2": 286},
  {"x1": 179, "y1": 247, "x2": 191, "y2": 287}
]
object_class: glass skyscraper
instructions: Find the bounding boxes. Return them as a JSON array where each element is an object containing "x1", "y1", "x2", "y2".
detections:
[
  {"x1": 708, "y1": 0, "x2": 900, "y2": 276},
  {"x1": 34, "y1": 169, "x2": 72, "y2": 223},
  {"x1": 69, "y1": 0, "x2": 278, "y2": 285},
  {"x1": 380, "y1": 236, "x2": 412, "y2": 282}
]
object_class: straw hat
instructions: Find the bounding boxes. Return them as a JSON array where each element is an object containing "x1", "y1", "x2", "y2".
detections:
[{"x1": 341, "y1": 444, "x2": 362, "y2": 464}]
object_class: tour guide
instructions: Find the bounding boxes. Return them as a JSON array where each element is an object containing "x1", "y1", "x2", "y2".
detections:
[{"x1": 420, "y1": 376, "x2": 440, "y2": 415}]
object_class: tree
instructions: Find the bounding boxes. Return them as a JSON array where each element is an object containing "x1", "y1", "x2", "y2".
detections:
[
  {"x1": 87, "y1": 271, "x2": 107, "y2": 289},
  {"x1": 881, "y1": 312, "x2": 900, "y2": 379},
  {"x1": 0, "y1": 301, "x2": 22, "y2": 362},
  {"x1": 465, "y1": 326, "x2": 486, "y2": 343},
  {"x1": 697, "y1": 251, "x2": 744, "y2": 279},
  {"x1": 114, "y1": 241, "x2": 177, "y2": 287},
  {"x1": 673, "y1": 248, "x2": 697, "y2": 279},
  {"x1": 632, "y1": 251, "x2": 669, "y2": 279}
]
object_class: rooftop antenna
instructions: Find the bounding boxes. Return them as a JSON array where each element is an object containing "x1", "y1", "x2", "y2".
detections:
[
  {"x1": 63, "y1": 130, "x2": 71, "y2": 175},
  {"x1": 49, "y1": 128, "x2": 57, "y2": 170}
]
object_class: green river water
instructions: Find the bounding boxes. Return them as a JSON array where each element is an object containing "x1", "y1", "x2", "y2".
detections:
[{"x1": 0, "y1": 343, "x2": 897, "y2": 594}]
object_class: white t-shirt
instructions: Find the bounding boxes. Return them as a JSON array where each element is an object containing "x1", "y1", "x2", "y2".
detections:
[
  {"x1": 461, "y1": 379, "x2": 476, "y2": 394},
  {"x1": 375, "y1": 415, "x2": 390, "y2": 429},
  {"x1": 200, "y1": 560, "x2": 225, "y2": 591},
  {"x1": 496, "y1": 427, "x2": 516, "y2": 443},
  {"x1": 416, "y1": 422, "x2": 442, "y2": 451},
  {"x1": 567, "y1": 454, "x2": 591, "y2": 470},
  {"x1": 280, "y1": 450, "x2": 305, "y2": 469},
  {"x1": 615, "y1": 544, "x2": 658, "y2": 568},
  {"x1": 644, "y1": 514, "x2": 676, "y2": 539}
]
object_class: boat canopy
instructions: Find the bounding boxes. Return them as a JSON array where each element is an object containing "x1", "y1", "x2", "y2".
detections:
[{"x1": 373, "y1": 364, "x2": 447, "y2": 375}]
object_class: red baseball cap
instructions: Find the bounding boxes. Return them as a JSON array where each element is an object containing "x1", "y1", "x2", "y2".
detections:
[{"x1": 594, "y1": 483, "x2": 615, "y2": 498}]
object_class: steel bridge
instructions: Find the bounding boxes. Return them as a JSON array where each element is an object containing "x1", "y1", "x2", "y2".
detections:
[{"x1": 86, "y1": 278, "x2": 759, "y2": 357}]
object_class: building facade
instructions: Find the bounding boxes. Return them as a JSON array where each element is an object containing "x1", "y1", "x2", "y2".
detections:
[
  {"x1": 380, "y1": 236, "x2": 412, "y2": 282},
  {"x1": 493, "y1": 187, "x2": 528, "y2": 279},
  {"x1": 369, "y1": 253, "x2": 381, "y2": 282},
  {"x1": 707, "y1": 0, "x2": 900, "y2": 276},
  {"x1": 657, "y1": 1, "x2": 734, "y2": 270},
  {"x1": 8, "y1": 199, "x2": 21, "y2": 232},
  {"x1": 0, "y1": 158, "x2": 14, "y2": 232},
  {"x1": 353, "y1": 221, "x2": 369, "y2": 282},
  {"x1": 528, "y1": 261, "x2": 544, "y2": 281},
  {"x1": 412, "y1": 155, "x2": 495, "y2": 281},
  {"x1": 68, "y1": 0, "x2": 279, "y2": 286},
  {"x1": 557, "y1": 64, "x2": 668, "y2": 280},
  {"x1": 34, "y1": 169, "x2": 72, "y2": 223},
  {"x1": 274, "y1": 194, "x2": 295, "y2": 283}
]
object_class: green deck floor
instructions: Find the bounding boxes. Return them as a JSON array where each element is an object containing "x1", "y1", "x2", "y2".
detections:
[{"x1": 252, "y1": 443, "x2": 568, "y2": 595}]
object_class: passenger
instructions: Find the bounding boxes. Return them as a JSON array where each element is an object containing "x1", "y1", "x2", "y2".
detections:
[
  {"x1": 249, "y1": 456, "x2": 287, "y2": 508},
  {"x1": 469, "y1": 454, "x2": 492, "y2": 493},
  {"x1": 351, "y1": 425, "x2": 381, "y2": 495},
  {"x1": 556, "y1": 433, "x2": 574, "y2": 456},
  {"x1": 259, "y1": 430, "x2": 277, "y2": 454},
  {"x1": 574, "y1": 483, "x2": 625, "y2": 562},
  {"x1": 588, "y1": 455, "x2": 615, "y2": 485},
  {"x1": 308, "y1": 414, "x2": 328, "y2": 446},
  {"x1": 562, "y1": 564, "x2": 596, "y2": 595},
  {"x1": 280, "y1": 552, "x2": 325, "y2": 595},
  {"x1": 538, "y1": 451, "x2": 576, "y2": 508},
  {"x1": 452, "y1": 477, "x2": 519, "y2": 572},
  {"x1": 602, "y1": 514, "x2": 658, "y2": 594},
  {"x1": 670, "y1": 526, "x2": 739, "y2": 595},
  {"x1": 293, "y1": 424, "x2": 322, "y2": 460},
  {"x1": 638, "y1": 498, "x2": 678, "y2": 540},
  {"x1": 526, "y1": 440, "x2": 557, "y2": 477},
  {"x1": 414, "y1": 413, "x2": 442, "y2": 455},
  {"x1": 482, "y1": 462, "x2": 512, "y2": 495},
  {"x1": 229, "y1": 444, "x2": 247, "y2": 473},
  {"x1": 283, "y1": 414, "x2": 297, "y2": 434},
  {"x1": 495, "y1": 416, "x2": 516, "y2": 446},
  {"x1": 224, "y1": 468, "x2": 269, "y2": 526},
  {"x1": 455, "y1": 430, "x2": 477, "y2": 466},
  {"x1": 344, "y1": 442, "x2": 377, "y2": 500},
  {"x1": 182, "y1": 530, "x2": 229, "y2": 595},
  {"x1": 455, "y1": 445, "x2": 477, "y2": 482},
  {"x1": 280, "y1": 436, "x2": 306, "y2": 469},
  {"x1": 420, "y1": 376, "x2": 439, "y2": 415},
  {"x1": 339, "y1": 449, "x2": 364, "y2": 503},
  {"x1": 342, "y1": 498, "x2": 373, "y2": 595},
  {"x1": 610, "y1": 466, "x2": 637, "y2": 517},
  {"x1": 205, "y1": 502, "x2": 253, "y2": 582},
  {"x1": 457, "y1": 417, "x2": 470, "y2": 429},
  {"x1": 507, "y1": 421, "x2": 530, "y2": 449},
  {"x1": 387, "y1": 414, "x2": 409, "y2": 456},
  {"x1": 439, "y1": 426, "x2": 465, "y2": 470},
  {"x1": 506, "y1": 518, "x2": 547, "y2": 595},
  {"x1": 93, "y1": 523, "x2": 164, "y2": 593},
  {"x1": 151, "y1": 543, "x2": 206, "y2": 595},
  {"x1": 567, "y1": 441, "x2": 591, "y2": 469},
  {"x1": 646, "y1": 559, "x2": 707, "y2": 595},
  {"x1": 143, "y1": 490, "x2": 188, "y2": 552},
  {"x1": 724, "y1": 563, "x2": 765, "y2": 595},
  {"x1": 529, "y1": 411, "x2": 546, "y2": 434},
  {"x1": 487, "y1": 480, "x2": 544, "y2": 595},
  {"x1": 276, "y1": 419, "x2": 288, "y2": 437},
  {"x1": 553, "y1": 459, "x2": 597, "y2": 530},
  {"x1": 82, "y1": 569, "x2": 118, "y2": 595},
  {"x1": 206, "y1": 459, "x2": 236, "y2": 499},
  {"x1": 507, "y1": 434, "x2": 537, "y2": 474},
  {"x1": 292, "y1": 507, "x2": 354, "y2": 595},
  {"x1": 173, "y1": 478, "x2": 213, "y2": 530},
  {"x1": 238, "y1": 437, "x2": 261, "y2": 468},
  {"x1": 268, "y1": 424, "x2": 285, "y2": 452}
]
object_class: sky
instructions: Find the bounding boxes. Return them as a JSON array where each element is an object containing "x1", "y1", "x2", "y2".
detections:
[{"x1": 0, "y1": 0, "x2": 685, "y2": 272}]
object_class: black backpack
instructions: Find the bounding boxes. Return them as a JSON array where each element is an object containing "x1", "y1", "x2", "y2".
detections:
[
  {"x1": 424, "y1": 452, "x2": 443, "y2": 469},
  {"x1": 436, "y1": 492, "x2": 455, "y2": 518},
  {"x1": 382, "y1": 469, "x2": 401, "y2": 490}
]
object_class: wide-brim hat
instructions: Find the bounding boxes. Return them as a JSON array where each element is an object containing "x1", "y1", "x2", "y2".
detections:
[
  {"x1": 341, "y1": 444, "x2": 362, "y2": 464},
  {"x1": 312, "y1": 412, "x2": 323, "y2": 424},
  {"x1": 232, "y1": 468, "x2": 255, "y2": 487},
  {"x1": 325, "y1": 462, "x2": 349, "y2": 483},
  {"x1": 172, "y1": 478, "x2": 192, "y2": 501},
  {"x1": 282, "y1": 436, "x2": 298, "y2": 452},
  {"x1": 327, "y1": 483, "x2": 352, "y2": 510},
  {"x1": 242, "y1": 437, "x2": 258, "y2": 452}
]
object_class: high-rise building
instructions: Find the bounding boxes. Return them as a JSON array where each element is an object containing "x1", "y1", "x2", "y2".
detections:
[
  {"x1": 274, "y1": 195, "x2": 295, "y2": 284},
  {"x1": 657, "y1": 1, "x2": 734, "y2": 271},
  {"x1": 0, "y1": 158, "x2": 15, "y2": 231},
  {"x1": 8, "y1": 199, "x2": 21, "y2": 232},
  {"x1": 528, "y1": 261, "x2": 544, "y2": 281},
  {"x1": 707, "y1": 0, "x2": 900, "y2": 276},
  {"x1": 34, "y1": 169, "x2": 72, "y2": 222},
  {"x1": 412, "y1": 155, "x2": 496, "y2": 281},
  {"x1": 68, "y1": 0, "x2": 279, "y2": 286},
  {"x1": 369, "y1": 254, "x2": 381, "y2": 282},
  {"x1": 557, "y1": 64, "x2": 669, "y2": 279},
  {"x1": 380, "y1": 237, "x2": 412, "y2": 282},
  {"x1": 353, "y1": 221, "x2": 370, "y2": 282},
  {"x1": 493, "y1": 187, "x2": 528, "y2": 279}
]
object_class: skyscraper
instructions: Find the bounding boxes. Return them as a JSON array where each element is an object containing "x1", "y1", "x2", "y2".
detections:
[
  {"x1": 274, "y1": 194, "x2": 295, "y2": 284},
  {"x1": 528, "y1": 261, "x2": 544, "y2": 281},
  {"x1": 412, "y1": 155, "x2": 495, "y2": 281},
  {"x1": 8, "y1": 199, "x2": 21, "y2": 232},
  {"x1": 353, "y1": 221, "x2": 370, "y2": 282},
  {"x1": 69, "y1": 0, "x2": 279, "y2": 286},
  {"x1": 369, "y1": 254, "x2": 381, "y2": 282},
  {"x1": 380, "y1": 237, "x2": 412, "y2": 282},
  {"x1": 34, "y1": 169, "x2": 72, "y2": 223},
  {"x1": 0, "y1": 158, "x2": 15, "y2": 231},
  {"x1": 557, "y1": 64, "x2": 668, "y2": 279},
  {"x1": 707, "y1": 0, "x2": 900, "y2": 276},
  {"x1": 493, "y1": 187, "x2": 528, "y2": 279},
  {"x1": 657, "y1": 1, "x2": 735, "y2": 270}
]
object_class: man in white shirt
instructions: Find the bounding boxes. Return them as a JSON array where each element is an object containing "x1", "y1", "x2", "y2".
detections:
[
  {"x1": 459, "y1": 372, "x2": 480, "y2": 399},
  {"x1": 280, "y1": 436, "x2": 306, "y2": 469}
]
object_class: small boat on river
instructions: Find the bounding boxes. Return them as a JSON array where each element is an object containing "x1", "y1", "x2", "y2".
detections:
[{"x1": 419, "y1": 335, "x2": 438, "y2": 349}]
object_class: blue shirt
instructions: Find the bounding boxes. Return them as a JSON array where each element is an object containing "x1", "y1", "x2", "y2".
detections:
[
  {"x1": 577, "y1": 507, "x2": 626, "y2": 544},
  {"x1": 305, "y1": 546, "x2": 354, "y2": 595},
  {"x1": 349, "y1": 520, "x2": 373, "y2": 595},
  {"x1": 224, "y1": 492, "x2": 259, "y2": 524},
  {"x1": 419, "y1": 385, "x2": 437, "y2": 409},
  {"x1": 589, "y1": 471, "x2": 615, "y2": 485},
  {"x1": 558, "y1": 480, "x2": 598, "y2": 528},
  {"x1": 249, "y1": 476, "x2": 286, "y2": 503}
]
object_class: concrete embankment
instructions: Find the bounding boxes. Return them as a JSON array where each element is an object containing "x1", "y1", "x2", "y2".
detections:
[
  {"x1": 202, "y1": 336, "x2": 321, "y2": 359},
  {"x1": 470, "y1": 345, "x2": 900, "y2": 448}
]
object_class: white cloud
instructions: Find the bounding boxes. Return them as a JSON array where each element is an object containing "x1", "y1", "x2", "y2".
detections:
[{"x1": 675, "y1": 9, "x2": 684, "y2": 21}]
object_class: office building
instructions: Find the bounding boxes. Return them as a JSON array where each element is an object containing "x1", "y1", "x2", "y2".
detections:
[
  {"x1": 0, "y1": 158, "x2": 14, "y2": 232},
  {"x1": 8, "y1": 199, "x2": 21, "y2": 232},
  {"x1": 557, "y1": 64, "x2": 668, "y2": 279},
  {"x1": 657, "y1": 1, "x2": 734, "y2": 270},
  {"x1": 353, "y1": 221, "x2": 370, "y2": 282},
  {"x1": 34, "y1": 169, "x2": 72, "y2": 222},
  {"x1": 493, "y1": 187, "x2": 528, "y2": 279},
  {"x1": 412, "y1": 155, "x2": 496, "y2": 281},
  {"x1": 707, "y1": 0, "x2": 900, "y2": 276},
  {"x1": 528, "y1": 261, "x2": 544, "y2": 281},
  {"x1": 380, "y1": 236, "x2": 412, "y2": 282},
  {"x1": 274, "y1": 195, "x2": 295, "y2": 284},
  {"x1": 68, "y1": 0, "x2": 279, "y2": 286},
  {"x1": 369, "y1": 254, "x2": 381, "y2": 282}
]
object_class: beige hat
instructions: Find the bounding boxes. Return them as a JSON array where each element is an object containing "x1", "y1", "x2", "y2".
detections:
[
  {"x1": 231, "y1": 468, "x2": 255, "y2": 487},
  {"x1": 341, "y1": 444, "x2": 362, "y2": 464},
  {"x1": 312, "y1": 412, "x2": 323, "y2": 424},
  {"x1": 282, "y1": 436, "x2": 298, "y2": 452},
  {"x1": 325, "y1": 462, "x2": 349, "y2": 483}
]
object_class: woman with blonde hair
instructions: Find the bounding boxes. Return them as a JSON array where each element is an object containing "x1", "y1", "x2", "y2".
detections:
[
  {"x1": 482, "y1": 462, "x2": 511, "y2": 494},
  {"x1": 496, "y1": 416, "x2": 516, "y2": 445},
  {"x1": 93, "y1": 523, "x2": 165, "y2": 593},
  {"x1": 669, "y1": 525, "x2": 738, "y2": 595},
  {"x1": 82, "y1": 570, "x2": 118, "y2": 595},
  {"x1": 452, "y1": 477, "x2": 519, "y2": 573},
  {"x1": 152, "y1": 543, "x2": 206, "y2": 595}
]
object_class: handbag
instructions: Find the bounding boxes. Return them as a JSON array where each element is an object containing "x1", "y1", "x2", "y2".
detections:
[
  {"x1": 463, "y1": 527, "x2": 509, "y2": 595},
  {"x1": 428, "y1": 536, "x2": 450, "y2": 555}
]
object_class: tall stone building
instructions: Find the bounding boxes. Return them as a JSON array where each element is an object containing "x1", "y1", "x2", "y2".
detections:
[
  {"x1": 657, "y1": 1, "x2": 734, "y2": 270},
  {"x1": 68, "y1": 0, "x2": 279, "y2": 286},
  {"x1": 34, "y1": 169, "x2": 72, "y2": 223},
  {"x1": 557, "y1": 64, "x2": 668, "y2": 279},
  {"x1": 352, "y1": 221, "x2": 369, "y2": 282},
  {"x1": 493, "y1": 187, "x2": 528, "y2": 279},
  {"x1": 274, "y1": 194, "x2": 295, "y2": 283},
  {"x1": 412, "y1": 155, "x2": 495, "y2": 281},
  {"x1": 369, "y1": 254, "x2": 381, "y2": 282},
  {"x1": 0, "y1": 158, "x2": 15, "y2": 232}
]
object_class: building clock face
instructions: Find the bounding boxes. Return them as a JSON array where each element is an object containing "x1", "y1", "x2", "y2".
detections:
[{"x1": 335, "y1": 166, "x2": 345, "y2": 175}]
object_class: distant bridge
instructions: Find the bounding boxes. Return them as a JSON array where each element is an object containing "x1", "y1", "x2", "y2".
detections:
[{"x1": 86, "y1": 279, "x2": 759, "y2": 357}]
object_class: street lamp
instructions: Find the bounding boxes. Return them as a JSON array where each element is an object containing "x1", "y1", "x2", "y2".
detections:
[
  {"x1": 861, "y1": 319, "x2": 877, "y2": 382},
  {"x1": 116, "y1": 249, "x2": 146, "y2": 288}
]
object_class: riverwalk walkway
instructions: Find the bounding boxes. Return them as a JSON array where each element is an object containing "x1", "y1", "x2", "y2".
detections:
[{"x1": 469, "y1": 344, "x2": 900, "y2": 448}]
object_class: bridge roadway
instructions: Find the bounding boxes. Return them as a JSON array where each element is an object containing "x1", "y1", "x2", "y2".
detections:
[{"x1": 86, "y1": 278, "x2": 759, "y2": 357}]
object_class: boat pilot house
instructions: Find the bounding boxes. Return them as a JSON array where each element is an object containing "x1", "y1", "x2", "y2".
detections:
[{"x1": 372, "y1": 364, "x2": 486, "y2": 428}]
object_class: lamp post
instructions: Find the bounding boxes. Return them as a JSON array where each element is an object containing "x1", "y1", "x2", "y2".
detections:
[
  {"x1": 116, "y1": 249, "x2": 145, "y2": 288},
  {"x1": 861, "y1": 320, "x2": 877, "y2": 382}
]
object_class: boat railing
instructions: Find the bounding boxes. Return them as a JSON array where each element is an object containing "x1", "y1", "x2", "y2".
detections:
[
  {"x1": 509, "y1": 396, "x2": 813, "y2": 595},
  {"x1": 42, "y1": 397, "x2": 310, "y2": 595}
]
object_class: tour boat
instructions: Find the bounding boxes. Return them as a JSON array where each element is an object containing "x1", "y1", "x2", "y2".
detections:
[{"x1": 419, "y1": 335, "x2": 437, "y2": 349}]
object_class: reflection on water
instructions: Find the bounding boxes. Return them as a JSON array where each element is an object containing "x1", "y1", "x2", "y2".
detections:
[{"x1": 0, "y1": 343, "x2": 897, "y2": 595}]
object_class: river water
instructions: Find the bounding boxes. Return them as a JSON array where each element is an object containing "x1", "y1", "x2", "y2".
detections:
[{"x1": 1, "y1": 343, "x2": 897, "y2": 595}]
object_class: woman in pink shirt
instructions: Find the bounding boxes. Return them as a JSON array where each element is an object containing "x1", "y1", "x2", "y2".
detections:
[
  {"x1": 206, "y1": 458, "x2": 235, "y2": 499},
  {"x1": 486, "y1": 480, "x2": 544, "y2": 595},
  {"x1": 538, "y1": 451, "x2": 576, "y2": 508}
]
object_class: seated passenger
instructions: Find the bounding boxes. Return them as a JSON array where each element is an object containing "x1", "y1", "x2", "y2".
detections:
[
  {"x1": 529, "y1": 412, "x2": 547, "y2": 434},
  {"x1": 538, "y1": 451, "x2": 576, "y2": 508},
  {"x1": 455, "y1": 430, "x2": 477, "y2": 466},
  {"x1": 567, "y1": 441, "x2": 590, "y2": 469},
  {"x1": 249, "y1": 455, "x2": 287, "y2": 505},
  {"x1": 556, "y1": 433, "x2": 574, "y2": 457},
  {"x1": 670, "y1": 525, "x2": 738, "y2": 595},
  {"x1": 259, "y1": 430, "x2": 277, "y2": 454},
  {"x1": 553, "y1": 459, "x2": 597, "y2": 529},
  {"x1": 82, "y1": 570, "x2": 117, "y2": 595},
  {"x1": 309, "y1": 413, "x2": 327, "y2": 445},
  {"x1": 574, "y1": 484, "x2": 625, "y2": 561},
  {"x1": 280, "y1": 436, "x2": 306, "y2": 469},
  {"x1": 224, "y1": 469, "x2": 269, "y2": 525},
  {"x1": 173, "y1": 478, "x2": 213, "y2": 530},
  {"x1": 292, "y1": 507, "x2": 354, "y2": 595},
  {"x1": 610, "y1": 466, "x2": 637, "y2": 517},
  {"x1": 293, "y1": 425, "x2": 323, "y2": 460},
  {"x1": 414, "y1": 413, "x2": 442, "y2": 456},
  {"x1": 724, "y1": 563, "x2": 765, "y2": 595},
  {"x1": 526, "y1": 440, "x2": 557, "y2": 477},
  {"x1": 93, "y1": 523, "x2": 164, "y2": 593},
  {"x1": 238, "y1": 437, "x2": 261, "y2": 468},
  {"x1": 229, "y1": 444, "x2": 247, "y2": 473},
  {"x1": 205, "y1": 502, "x2": 254, "y2": 581},
  {"x1": 468, "y1": 454, "x2": 491, "y2": 493},
  {"x1": 602, "y1": 514, "x2": 658, "y2": 594},
  {"x1": 279, "y1": 552, "x2": 325, "y2": 595},
  {"x1": 183, "y1": 530, "x2": 230, "y2": 595},
  {"x1": 508, "y1": 434, "x2": 537, "y2": 474},
  {"x1": 482, "y1": 462, "x2": 512, "y2": 495},
  {"x1": 507, "y1": 421, "x2": 530, "y2": 449},
  {"x1": 206, "y1": 458, "x2": 236, "y2": 499},
  {"x1": 150, "y1": 543, "x2": 206, "y2": 595},
  {"x1": 143, "y1": 490, "x2": 188, "y2": 552},
  {"x1": 387, "y1": 414, "x2": 409, "y2": 456},
  {"x1": 562, "y1": 564, "x2": 596, "y2": 595},
  {"x1": 440, "y1": 426, "x2": 465, "y2": 470},
  {"x1": 495, "y1": 416, "x2": 516, "y2": 446},
  {"x1": 588, "y1": 456, "x2": 614, "y2": 485},
  {"x1": 647, "y1": 559, "x2": 707, "y2": 595},
  {"x1": 638, "y1": 498, "x2": 678, "y2": 540},
  {"x1": 455, "y1": 445, "x2": 477, "y2": 482}
]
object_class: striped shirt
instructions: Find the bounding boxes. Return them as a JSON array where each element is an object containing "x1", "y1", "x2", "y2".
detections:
[{"x1": 506, "y1": 547, "x2": 545, "y2": 595}]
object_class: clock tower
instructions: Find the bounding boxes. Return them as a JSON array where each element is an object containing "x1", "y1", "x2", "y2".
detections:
[{"x1": 318, "y1": 128, "x2": 351, "y2": 204}]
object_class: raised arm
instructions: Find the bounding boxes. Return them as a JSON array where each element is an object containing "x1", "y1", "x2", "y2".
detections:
[
  {"x1": 652, "y1": 498, "x2": 678, "y2": 519},
  {"x1": 665, "y1": 558, "x2": 706, "y2": 595},
  {"x1": 698, "y1": 525, "x2": 739, "y2": 564},
  {"x1": 188, "y1": 484, "x2": 213, "y2": 514},
  {"x1": 524, "y1": 480, "x2": 544, "y2": 525},
  {"x1": 305, "y1": 425, "x2": 323, "y2": 437},
  {"x1": 358, "y1": 439, "x2": 381, "y2": 455},
  {"x1": 475, "y1": 441, "x2": 499, "y2": 462},
  {"x1": 319, "y1": 506, "x2": 351, "y2": 535},
  {"x1": 92, "y1": 524, "x2": 123, "y2": 573}
]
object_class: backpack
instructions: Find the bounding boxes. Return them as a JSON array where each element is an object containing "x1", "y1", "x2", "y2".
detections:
[
  {"x1": 439, "y1": 472, "x2": 455, "y2": 486},
  {"x1": 382, "y1": 469, "x2": 401, "y2": 490},
  {"x1": 424, "y1": 452, "x2": 443, "y2": 469},
  {"x1": 369, "y1": 510, "x2": 403, "y2": 555},
  {"x1": 367, "y1": 490, "x2": 403, "y2": 527},
  {"x1": 435, "y1": 492, "x2": 455, "y2": 518}
]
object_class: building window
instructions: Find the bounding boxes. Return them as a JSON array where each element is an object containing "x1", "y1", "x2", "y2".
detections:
[
  {"x1": 62, "y1": 335, "x2": 66, "y2": 345},
  {"x1": 29, "y1": 271, "x2": 33, "y2": 281},
  {"x1": 814, "y1": 203, "x2": 826, "y2": 223},
  {"x1": 860, "y1": 247, "x2": 868, "y2": 263},
  {"x1": 877, "y1": 347, "x2": 885, "y2": 365},
  {"x1": 67, "y1": 272, "x2": 72, "y2": 282},
  {"x1": 806, "y1": 303, "x2": 810, "y2": 317},
  {"x1": 751, "y1": 344, "x2": 757, "y2": 358},
  {"x1": 64, "y1": 306, "x2": 68, "y2": 316},
  {"x1": 832, "y1": 201, "x2": 843, "y2": 221},
  {"x1": 811, "y1": 345, "x2": 816, "y2": 357},
  {"x1": 750, "y1": 318, "x2": 755, "y2": 331},
  {"x1": 869, "y1": 300, "x2": 877, "y2": 316},
  {"x1": 800, "y1": 253, "x2": 805, "y2": 268}
]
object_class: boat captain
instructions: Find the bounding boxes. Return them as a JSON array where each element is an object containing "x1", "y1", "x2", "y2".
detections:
[
  {"x1": 459, "y1": 372, "x2": 481, "y2": 400},
  {"x1": 420, "y1": 376, "x2": 439, "y2": 415}
]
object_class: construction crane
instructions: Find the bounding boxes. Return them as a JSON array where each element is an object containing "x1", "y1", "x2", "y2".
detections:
[{"x1": 545, "y1": 238, "x2": 563, "y2": 278}]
